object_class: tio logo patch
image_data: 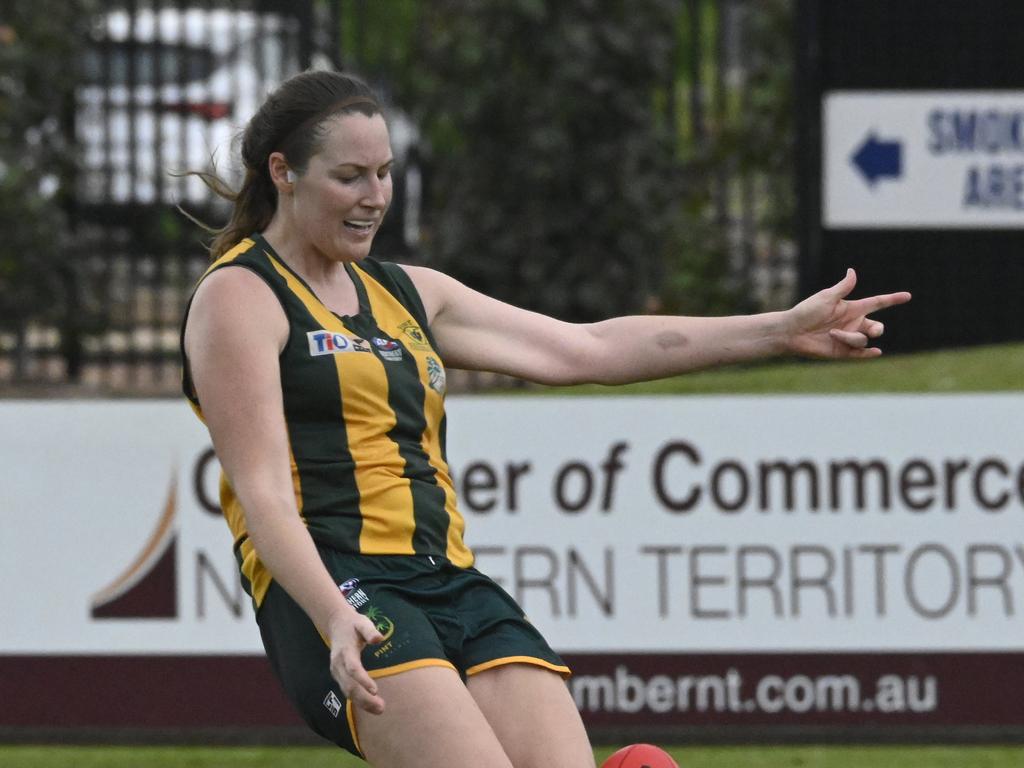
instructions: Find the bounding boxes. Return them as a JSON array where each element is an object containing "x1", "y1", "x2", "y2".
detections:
[{"x1": 307, "y1": 330, "x2": 371, "y2": 357}]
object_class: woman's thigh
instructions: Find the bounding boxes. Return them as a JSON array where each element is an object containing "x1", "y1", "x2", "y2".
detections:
[
  {"x1": 356, "y1": 665, "x2": 514, "y2": 768},
  {"x1": 467, "y1": 663, "x2": 596, "y2": 768}
]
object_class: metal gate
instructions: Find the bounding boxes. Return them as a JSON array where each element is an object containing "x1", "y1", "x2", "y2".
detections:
[{"x1": 62, "y1": 2, "x2": 311, "y2": 391}]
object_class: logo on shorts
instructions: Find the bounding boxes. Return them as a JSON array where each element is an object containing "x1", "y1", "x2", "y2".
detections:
[
  {"x1": 339, "y1": 578, "x2": 370, "y2": 609},
  {"x1": 426, "y1": 356, "x2": 446, "y2": 394},
  {"x1": 307, "y1": 330, "x2": 371, "y2": 357},
  {"x1": 366, "y1": 606, "x2": 395, "y2": 641},
  {"x1": 372, "y1": 336, "x2": 403, "y2": 361},
  {"x1": 323, "y1": 690, "x2": 342, "y2": 718},
  {"x1": 362, "y1": 603, "x2": 411, "y2": 660}
]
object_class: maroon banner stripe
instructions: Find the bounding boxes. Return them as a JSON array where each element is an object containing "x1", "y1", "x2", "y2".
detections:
[{"x1": 1, "y1": 653, "x2": 1022, "y2": 731}]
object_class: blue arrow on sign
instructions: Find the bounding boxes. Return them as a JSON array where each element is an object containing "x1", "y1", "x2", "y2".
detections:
[{"x1": 851, "y1": 132, "x2": 903, "y2": 187}]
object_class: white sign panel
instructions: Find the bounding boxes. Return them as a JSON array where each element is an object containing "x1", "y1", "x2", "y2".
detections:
[
  {"x1": 2, "y1": 397, "x2": 1023, "y2": 655},
  {"x1": 824, "y1": 91, "x2": 1024, "y2": 228}
]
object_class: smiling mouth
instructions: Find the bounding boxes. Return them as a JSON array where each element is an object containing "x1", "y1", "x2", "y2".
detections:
[{"x1": 344, "y1": 220, "x2": 375, "y2": 234}]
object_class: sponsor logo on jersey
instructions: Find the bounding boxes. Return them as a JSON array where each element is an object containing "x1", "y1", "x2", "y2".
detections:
[
  {"x1": 307, "y1": 331, "x2": 371, "y2": 357},
  {"x1": 426, "y1": 356, "x2": 446, "y2": 394},
  {"x1": 372, "y1": 336, "x2": 404, "y2": 361}
]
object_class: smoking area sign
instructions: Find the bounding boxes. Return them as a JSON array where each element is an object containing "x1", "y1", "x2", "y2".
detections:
[{"x1": 823, "y1": 91, "x2": 1024, "y2": 228}]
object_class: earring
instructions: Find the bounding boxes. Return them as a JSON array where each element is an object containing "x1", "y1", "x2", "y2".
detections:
[{"x1": 285, "y1": 170, "x2": 296, "y2": 183}]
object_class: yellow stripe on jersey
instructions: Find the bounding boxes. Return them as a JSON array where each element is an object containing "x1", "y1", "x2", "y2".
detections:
[
  {"x1": 265, "y1": 255, "x2": 417, "y2": 556},
  {"x1": 202, "y1": 237, "x2": 256, "y2": 280},
  {"x1": 352, "y1": 264, "x2": 473, "y2": 567}
]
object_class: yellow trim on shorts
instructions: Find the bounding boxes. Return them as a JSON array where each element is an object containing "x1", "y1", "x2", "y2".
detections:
[
  {"x1": 368, "y1": 658, "x2": 457, "y2": 680},
  {"x1": 345, "y1": 700, "x2": 363, "y2": 758},
  {"x1": 465, "y1": 655, "x2": 572, "y2": 678}
]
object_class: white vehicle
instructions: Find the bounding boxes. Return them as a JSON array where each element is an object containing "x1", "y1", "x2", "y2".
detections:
[
  {"x1": 75, "y1": 6, "x2": 421, "y2": 249},
  {"x1": 76, "y1": 7, "x2": 302, "y2": 206}
]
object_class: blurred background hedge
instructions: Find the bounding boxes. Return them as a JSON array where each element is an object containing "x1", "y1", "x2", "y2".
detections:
[{"x1": 0, "y1": 0, "x2": 795, "y2": 392}]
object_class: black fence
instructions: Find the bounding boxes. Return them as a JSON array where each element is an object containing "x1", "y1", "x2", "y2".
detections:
[
  {"x1": 1, "y1": 0, "x2": 426, "y2": 393},
  {"x1": 796, "y1": 0, "x2": 1024, "y2": 353},
  {"x1": 2, "y1": 0, "x2": 795, "y2": 394}
]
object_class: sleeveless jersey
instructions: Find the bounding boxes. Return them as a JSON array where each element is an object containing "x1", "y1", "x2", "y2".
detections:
[{"x1": 181, "y1": 234, "x2": 473, "y2": 607}]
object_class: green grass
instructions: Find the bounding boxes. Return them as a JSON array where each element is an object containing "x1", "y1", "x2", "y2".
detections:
[
  {"x1": 2, "y1": 745, "x2": 1023, "y2": 768},
  {"x1": 517, "y1": 342, "x2": 1024, "y2": 395}
]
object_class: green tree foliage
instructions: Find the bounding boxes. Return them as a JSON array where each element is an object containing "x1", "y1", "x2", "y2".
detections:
[
  {"x1": 406, "y1": 0, "x2": 692, "y2": 321},
  {"x1": 339, "y1": 0, "x2": 793, "y2": 322},
  {"x1": 741, "y1": 0, "x2": 795, "y2": 238},
  {"x1": 660, "y1": 0, "x2": 794, "y2": 315},
  {"x1": 0, "y1": 1, "x2": 93, "y2": 374}
]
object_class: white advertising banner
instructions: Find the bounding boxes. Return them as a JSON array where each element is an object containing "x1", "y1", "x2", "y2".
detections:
[
  {"x1": 823, "y1": 91, "x2": 1024, "y2": 228},
  {"x1": 2, "y1": 397, "x2": 1023, "y2": 655}
]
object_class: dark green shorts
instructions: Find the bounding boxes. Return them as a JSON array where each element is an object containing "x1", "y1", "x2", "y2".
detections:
[{"x1": 255, "y1": 549, "x2": 569, "y2": 756}]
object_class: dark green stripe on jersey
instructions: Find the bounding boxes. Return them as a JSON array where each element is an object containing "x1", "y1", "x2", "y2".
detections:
[{"x1": 348, "y1": 281, "x2": 448, "y2": 556}]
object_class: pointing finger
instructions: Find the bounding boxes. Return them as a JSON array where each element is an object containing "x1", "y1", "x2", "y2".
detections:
[{"x1": 849, "y1": 291, "x2": 912, "y2": 316}]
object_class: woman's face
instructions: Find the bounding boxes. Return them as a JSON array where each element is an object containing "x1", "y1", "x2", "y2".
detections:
[{"x1": 289, "y1": 112, "x2": 393, "y2": 263}]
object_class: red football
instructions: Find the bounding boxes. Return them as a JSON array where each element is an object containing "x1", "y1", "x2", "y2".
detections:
[{"x1": 601, "y1": 743, "x2": 679, "y2": 768}]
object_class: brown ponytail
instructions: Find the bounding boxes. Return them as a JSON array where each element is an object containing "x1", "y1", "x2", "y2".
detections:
[{"x1": 184, "y1": 70, "x2": 383, "y2": 260}]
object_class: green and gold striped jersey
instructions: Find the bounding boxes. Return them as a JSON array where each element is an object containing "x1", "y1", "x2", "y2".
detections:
[{"x1": 182, "y1": 234, "x2": 472, "y2": 606}]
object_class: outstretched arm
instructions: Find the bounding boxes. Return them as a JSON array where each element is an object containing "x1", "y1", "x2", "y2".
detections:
[{"x1": 404, "y1": 266, "x2": 911, "y2": 386}]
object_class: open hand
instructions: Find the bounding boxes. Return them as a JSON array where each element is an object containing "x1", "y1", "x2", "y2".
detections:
[
  {"x1": 785, "y1": 268, "x2": 911, "y2": 359},
  {"x1": 326, "y1": 608, "x2": 386, "y2": 715}
]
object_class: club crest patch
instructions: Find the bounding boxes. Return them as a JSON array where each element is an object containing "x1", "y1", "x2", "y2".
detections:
[{"x1": 398, "y1": 320, "x2": 431, "y2": 350}]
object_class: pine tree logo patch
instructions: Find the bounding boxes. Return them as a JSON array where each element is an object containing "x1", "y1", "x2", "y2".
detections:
[
  {"x1": 426, "y1": 356, "x2": 446, "y2": 394},
  {"x1": 366, "y1": 605, "x2": 395, "y2": 642}
]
